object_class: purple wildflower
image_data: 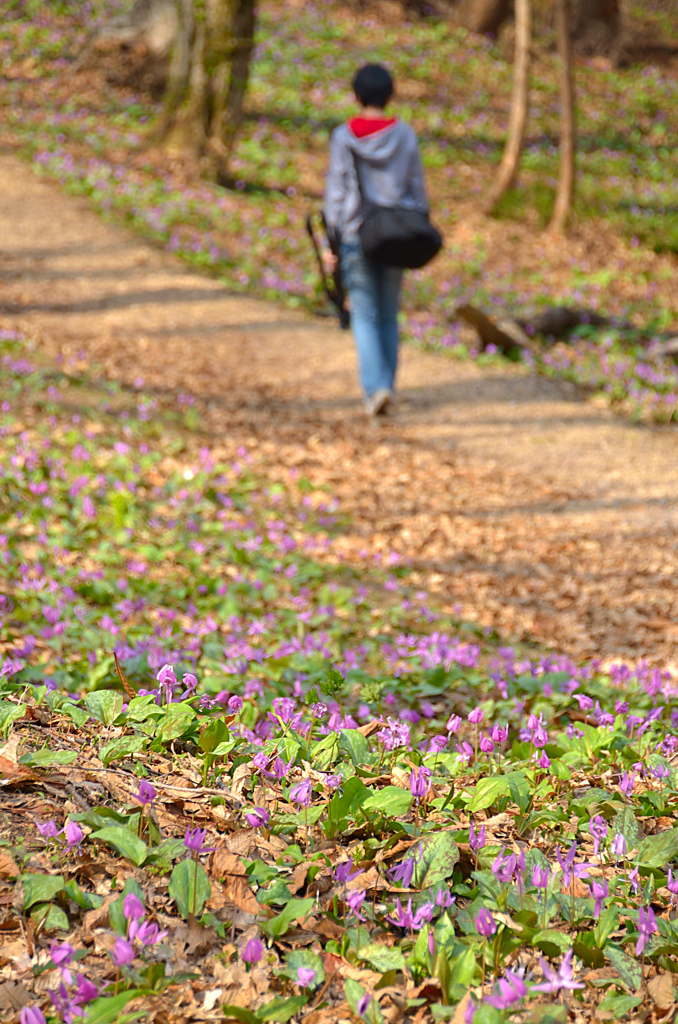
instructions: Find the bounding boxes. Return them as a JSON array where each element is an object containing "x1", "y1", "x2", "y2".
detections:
[
  {"x1": 410, "y1": 766, "x2": 431, "y2": 803},
  {"x1": 589, "y1": 815, "x2": 608, "y2": 855},
  {"x1": 297, "y1": 967, "x2": 316, "y2": 988},
  {"x1": 134, "y1": 780, "x2": 156, "y2": 806},
  {"x1": 389, "y1": 856, "x2": 415, "y2": 888},
  {"x1": 61, "y1": 820, "x2": 83, "y2": 851},
  {"x1": 74, "y1": 975, "x2": 98, "y2": 1004},
  {"x1": 289, "y1": 778, "x2": 312, "y2": 807},
  {"x1": 110, "y1": 936, "x2": 135, "y2": 966},
  {"x1": 485, "y1": 971, "x2": 527, "y2": 1010},
  {"x1": 636, "y1": 906, "x2": 657, "y2": 955},
  {"x1": 532, "y1": 949, "x2": 584, "y2": 993},
  {"x1": 20, "y1": 1009, "x2": 47, "y2": 1024},
  {"x1": 335, "y1": 858, "x2": 361, "y2": 884},
  {"x1": 356, "y1": 993, "x2": 371, "y2": 1016},
  {"x1": 467, "y1": 707, "x2": 484, "y2": 725},
  {"x1": 346, "y1": 889, "x2": 366, "y2": 920},
  {"x1": 469, "y1": 821, "x2": 486, "y2": 854},
  {"x1": 611, "y1": 833, "x2": 627, "y2": 860},
  {"x1": 128, "y1": 919, "x2": 168, "y2": 946},
  {"x1": 556, "y1": 842, "x2": 590, "y2": 886},
  {"x1": 591, "y1": 878, "x2": 608, "y2": 917},
  {"x1": 37, "y1": 820, "x2": 59, "y2": 839},
  {"x1": 475, "y1": 907, "x2": 496, "y2": 937},
  {"x1": 532, "y1": 864, "x2": 550, "y2": 889},
  {"x1": 242, "y1": 936, "x2": 263, "y2": 965},
  {"x1": 491, "y1": 848, "x2": 516, "y2": 884},
  {"x1": 620, "y1": 771, "x2": 636, "y2": 798},
  {"x1": 184, "y1": 827, "x2": 216, "y2": 855},
  {"x1": 246, "y1": 807, "x2": 270, "y2": 829},
  {"x1": 123, "y1": 893, "x2": 145, "y2": 922}
]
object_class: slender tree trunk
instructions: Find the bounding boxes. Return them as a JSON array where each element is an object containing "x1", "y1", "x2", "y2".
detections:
[
  {"x1": 159, "y1": 0, "x2": 256, "y2": 183},
  {"x1": 484, "y1": 0, "x2": 532, "y2": 214},
  {"x1": 548, "y1": 0, "x2": 576, "y2": 234}
]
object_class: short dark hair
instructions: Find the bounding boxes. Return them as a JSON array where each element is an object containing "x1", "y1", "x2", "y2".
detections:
[{"x1": 353, "y1": 64, "x2": 393, "y2": 109}]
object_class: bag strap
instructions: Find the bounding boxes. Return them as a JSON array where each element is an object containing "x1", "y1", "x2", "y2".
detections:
[{"x1": 349, "y1": 148, "x2": 370, "y2": 214}]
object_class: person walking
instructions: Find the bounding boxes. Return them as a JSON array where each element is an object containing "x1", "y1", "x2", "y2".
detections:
[{"x1": 323, "y1": 64, "x2": 430, "y2": 416}]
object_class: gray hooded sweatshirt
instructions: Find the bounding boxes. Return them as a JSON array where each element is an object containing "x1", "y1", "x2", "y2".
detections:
[{"x1": 323, "y1": 119, "x2": 428, "y2": 244}]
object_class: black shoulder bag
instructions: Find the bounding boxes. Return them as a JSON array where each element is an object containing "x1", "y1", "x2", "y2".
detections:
[{"x1": 351, "y1": 151, "x2": 442, "y2": 269}]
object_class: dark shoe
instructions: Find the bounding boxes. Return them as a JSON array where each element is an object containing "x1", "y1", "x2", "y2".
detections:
[{"x1": 365, "y1": 388, "x2": 392, "y2": 417}]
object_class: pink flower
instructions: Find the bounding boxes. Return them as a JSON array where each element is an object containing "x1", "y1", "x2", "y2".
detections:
[
  {"x1": 297, "y1": 966, "x2": 316, "y2": 988},
  {"x1": 467, "y1": 707, "x2": 484, "y2": 725},
  {"x1": 289, "y1": 778, "x2": 312, "y2": 807},
  {"x1": 110, "y1": 936, "x2": 135, "y2": 966},
  {"x1": 37, "y1": 819, "x2": 59, "y2": 839},
  {"x1": 61, "y1": 820, "x2": 83, "y2": 851},
  {"x1": 134, "y1": 780, "x2": 156, "y2": 806},
  {"x1": 242, "y1": 936, "x2": 263, "y2": 964},
  {"x1": 246, "y1": 807, "x2": 270, "y2": 828},
  {"x1": 123, "y1": 893, "x2": 145, "y2": 922}
]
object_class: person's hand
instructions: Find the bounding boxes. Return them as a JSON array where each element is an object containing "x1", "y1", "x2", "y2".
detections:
[{"x1": 323, "y1": 251, "x2": 338, "y2": 274}]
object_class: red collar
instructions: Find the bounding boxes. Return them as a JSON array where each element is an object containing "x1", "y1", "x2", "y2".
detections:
[{"x1": 349, "y1": 117, "x2": 396, "y2": 139}]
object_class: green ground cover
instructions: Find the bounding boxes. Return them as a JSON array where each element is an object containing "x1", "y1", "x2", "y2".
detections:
[{"x1": 1, "y1": 328, "x2": 678, "y2": 1022}]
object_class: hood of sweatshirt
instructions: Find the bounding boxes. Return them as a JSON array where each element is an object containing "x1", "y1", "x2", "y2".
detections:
[{"x1": 345, "y1": 119, "x2": 411, "y2": 169}]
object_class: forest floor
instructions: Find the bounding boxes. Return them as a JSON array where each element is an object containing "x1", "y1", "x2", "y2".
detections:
[{"x1": 2, "y1": 151, "x2": 678, "y2": 669}]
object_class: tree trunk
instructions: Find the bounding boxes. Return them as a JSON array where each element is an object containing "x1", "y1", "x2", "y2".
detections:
[
  {"x1": 160, "y1": 0, "x2": 256, "y2": 183},
  {"x1": 548, "y1": 0, "x2": 575, "y2": 234},
  {"x1": 484, "y1": 0, "x2": 531, "y2": 214},
  {"x1": 456, "y1": 0, "x2": 511, "y2": 35}
]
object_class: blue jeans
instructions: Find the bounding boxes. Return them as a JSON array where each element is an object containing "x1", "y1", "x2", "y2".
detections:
[{"x1": 341, "y1": 241, "x2": 404, "y2": 399}]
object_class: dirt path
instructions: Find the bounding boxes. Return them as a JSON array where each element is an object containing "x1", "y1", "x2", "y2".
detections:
[{"x1": 2, "y1": 152, "x2": 678, "y2": 665}]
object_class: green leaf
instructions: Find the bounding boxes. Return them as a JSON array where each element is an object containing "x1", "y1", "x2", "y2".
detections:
[
  {"x1": 358, "y1": 943, "x2": 406, "y2": 972},
  {"x1": 64, "y1": 879, "x2": 104, "y2": 911},
  {"x1": 283, "y1": 949, "x2": 325, "y2": 987},
  {"x1": 597, "y1": 992, "x2": 642, "y2": 1016},
  {"x1": 19, "y1": 749, "x2": 77, "y2": 767},
  {"x1": 125, "y1": 695, "x2": 163, "y2": 723},
  {"x1": 98, "y1": 734, "x2": 146, "y2": 766},
  {"x1": 533, "y1": 929, "x2": 573, "y2": 955},
  {"x1": 324, "y1": 776, "x2": 369, "y2": 838},
  {"x1": 30, "y1": 902, "x2": 69, "y2": 931},
  {"x1": 506, "y1": 771, "x2": 531, "y2": 814},
  {"x1": 573, "y1": 941, "x2": 605, "y2": 969},
  {"x1": 80, "y1": 990, "x2": 147, "y2": 1024},
  {"x1": 338, "y1": 729, "x2": 369, "y2": 766},
  {"x1": 155, "y1": 703, "x2": 196, "y2": 743},
  {"x1": 260, "y1": 897, "x2": 315, "y2": 939},
  {"x1": 611, "y1": 806, "x2": 643, "y2": 854},
  {"x1": 258, "y1": 996, "x2": 308, "y2": 1022},
  {"x1": 61, "y1": 701, "x2": 89, "y2": 728},
  {"x1": 448, "y1": 946, "x2": 476, "y2": 988},
  {"x1": 0, "y1": 700, "x2": 26, "y2": 737},
  {"x1": 84, "y1": 689, "x2": 123, "y2": 726},
  {"x1": 168, "y1": 859, "x2": 212, "y2": 919},
  {"x1": 411, "y1": 832, "x2": 460, "y2": 890},
  {"x1": 638, "y1": 828, "x2": 678, "y2": 869},
  {"x1": 90, "y1": 827, "x2": 147, "y2": 866},
  {"x1": 21, "y1": 873, "x2": 64, "y2": 910},
  {"x1": 467, "y1": 776, "x2": 509, "y2": 813},
  {"x1": 606, "y1": 944, "x2": 643, "y2": 991},
  {"x1": 310, "y1": 732, "x2": 339, "y2": 771},
  {"x1": 198, "y1": 717, "x2": 231, "y2": 754},
  {"x1": 362, "y1": 786, "x2": 412, "y2": 818},
  {"x1": 222, "y1": 1007, "x2": 262, "y2": 1024}
]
